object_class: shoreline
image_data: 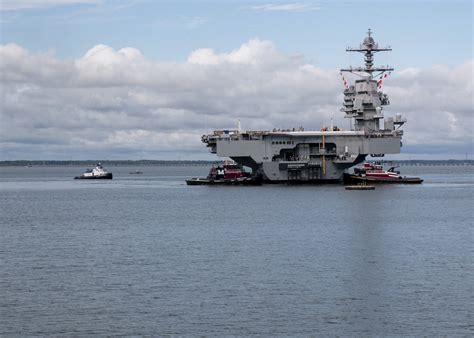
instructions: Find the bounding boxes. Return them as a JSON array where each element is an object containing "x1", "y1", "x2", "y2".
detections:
[{"x1": 0, "y1": 160, "x2": 473, "y2": 167}]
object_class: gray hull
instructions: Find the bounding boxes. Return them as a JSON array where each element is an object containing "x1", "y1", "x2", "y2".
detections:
[{"x1": 203, "y1": 130, "x2": 401, "y2": 183}]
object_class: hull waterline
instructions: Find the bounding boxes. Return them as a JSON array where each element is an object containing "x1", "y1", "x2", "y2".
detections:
[
  {"x1": 74, "y1": 173, "x2": 113, "y2": 180},
  {"x1": 344, "y1": 173, "x2": 422, "y2": 184}
]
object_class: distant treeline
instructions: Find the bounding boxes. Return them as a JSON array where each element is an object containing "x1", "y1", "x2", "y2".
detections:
[
  {"x1": 389, "y1": 159, "x2": 473, "y2": 166},
  {"x1": 1, "y1": 159, "x2": 473, "y2": 167}
]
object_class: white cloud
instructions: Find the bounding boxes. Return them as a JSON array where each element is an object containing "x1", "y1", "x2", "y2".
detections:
[
  {"x1": 0, "y1": 0, "x2": 102, "y2": 11},
  {"x1": 246, "y1": 3, "x2": 320, "y2": 12},
  {"x1": 384, "y1": 60, "x2": 473, "y2": 147},
  {"x1": 187, "y1": 39, "x2": 291, "y2": 66},
  {"x1": 0, "y1": 41, "x2": 472, "y2": 159}
]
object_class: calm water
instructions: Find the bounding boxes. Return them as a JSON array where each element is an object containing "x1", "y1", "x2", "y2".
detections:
[{"x1": 1, "y1": 165, "x2": 473, "y2": 335}]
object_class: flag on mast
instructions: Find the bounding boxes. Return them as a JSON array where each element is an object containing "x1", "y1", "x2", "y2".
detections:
[
  {"x1": 340, "y1": 72, "x2": 349, "y2": 89},
  {"x1": 377, "y1": 71, "x2": 391, "y2": 89}
]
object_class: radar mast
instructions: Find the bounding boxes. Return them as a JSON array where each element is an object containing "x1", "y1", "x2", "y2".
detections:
[
  {"x1": 340, "y1": 28, "x2": 393, "y2": 79},
  {"x1": 340, "y1": 30, "x2": 399, "y2": 132}
]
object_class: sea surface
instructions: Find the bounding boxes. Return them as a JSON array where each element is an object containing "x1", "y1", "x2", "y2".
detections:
[{"x1": 1, "y1": 165, "x2": 473, "y2": 335}]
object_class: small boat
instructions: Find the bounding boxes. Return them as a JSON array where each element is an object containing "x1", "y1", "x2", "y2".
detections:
[
  {"x1": 186, "y1": 162, "x2": 262, "y2": 186},
  {"x1": 74, "y1": 163, "x2": 113, "y2": 179},
  {"x1": 344, "y1": 162, "x2": 423, "y2": 184},
  {"x1": 129, "y1": 170, "x2": 143, "y2": 174},
  {"x1": 345, "y1": 183, "x2": 375, "y2": 190}
]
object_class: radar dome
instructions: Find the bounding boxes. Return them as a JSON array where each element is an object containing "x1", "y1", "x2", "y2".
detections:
[{"x1": 363, "y1": 36, "x2": 375, "y2": 46}]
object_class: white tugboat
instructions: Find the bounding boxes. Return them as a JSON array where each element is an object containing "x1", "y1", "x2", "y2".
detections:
[{"x1": 74, "y1": 163, "x2": 113, "y2": 179}]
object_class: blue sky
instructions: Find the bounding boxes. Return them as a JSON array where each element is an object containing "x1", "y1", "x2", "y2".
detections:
[
  {"x1": 0, "y1": 0, "x2": 472, "y2": 160},
  {"x1": 1, "y1": 0, "x2": 472, "y2": 68}
]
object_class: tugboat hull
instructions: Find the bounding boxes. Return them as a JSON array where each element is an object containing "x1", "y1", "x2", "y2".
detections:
[
  {"x1": 74, "y1": 173, "x2": 113, "y2": 180},
  {"x1": 344, "y1": 173, "x2": 422, "y2": 184},
  {"x1": 186, "y1": 162, "x2": 261, "y2": 186}
]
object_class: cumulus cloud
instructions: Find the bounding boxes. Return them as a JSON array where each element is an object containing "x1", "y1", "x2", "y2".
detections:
[
  {"x1": 0, "y1": 40, "x2": 472, "y2": 159},
  {"x1": 385, "y1": 61, "x2": 473, "y2": 150}
]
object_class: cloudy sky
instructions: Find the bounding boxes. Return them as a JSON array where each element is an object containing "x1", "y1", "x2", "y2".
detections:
[{"x1": 0, "y1": 0, "x2": 472, "y2": 160}]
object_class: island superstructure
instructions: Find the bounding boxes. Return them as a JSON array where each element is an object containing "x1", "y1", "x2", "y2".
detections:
[{"x1": 201, "y1": 30, "x2": 406, "y2": 183}]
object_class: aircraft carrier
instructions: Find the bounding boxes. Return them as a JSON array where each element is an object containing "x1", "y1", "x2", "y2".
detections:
[{"x1": 201, "y1": 30, "x2": 406, "y2": 183}]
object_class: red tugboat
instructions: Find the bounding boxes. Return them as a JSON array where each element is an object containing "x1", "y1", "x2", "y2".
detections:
[
  {"x1": 344, "y1": 162, "x2": 423, "y2": 184},
  {"x1": 186, "y1": 161, "x2": 262, "y2": 185}
]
